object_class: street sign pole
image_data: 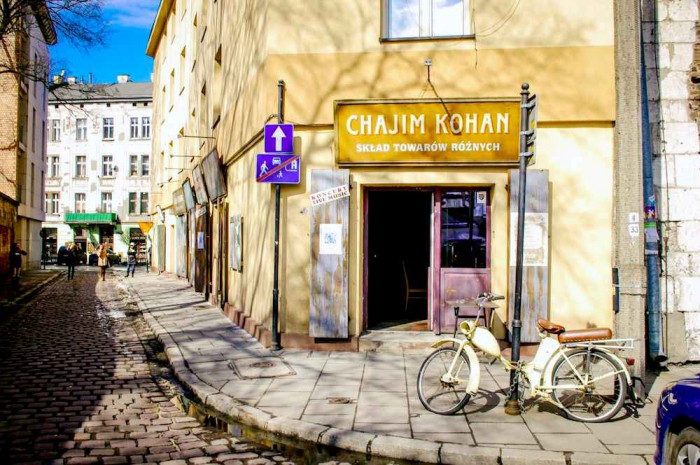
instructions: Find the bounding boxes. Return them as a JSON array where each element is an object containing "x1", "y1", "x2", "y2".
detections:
[
  {"x1": 505, "y1": 83, "x2": 536, "y2": 415},
  {"x1": 270, "y1": 80, "x2": 285, "y2": 351}
]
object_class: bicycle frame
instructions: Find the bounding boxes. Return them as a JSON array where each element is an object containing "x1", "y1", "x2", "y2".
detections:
[{"x1": 429, "y1": 316, "x2": 634, "y2": 406}]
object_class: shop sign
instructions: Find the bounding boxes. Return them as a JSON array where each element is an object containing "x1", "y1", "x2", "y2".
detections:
[{"x1": 335, "y1": 99, "x2": 520, "y2": 165}]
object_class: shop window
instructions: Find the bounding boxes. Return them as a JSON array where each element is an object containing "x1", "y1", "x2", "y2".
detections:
[{"x1": 382, "y1": 0, "x2": 471, "y2": 40}]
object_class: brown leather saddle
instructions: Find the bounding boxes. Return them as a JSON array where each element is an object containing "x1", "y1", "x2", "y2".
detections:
[{"x1": 537, "y1": 319, "x2": 612, "y2": 343}]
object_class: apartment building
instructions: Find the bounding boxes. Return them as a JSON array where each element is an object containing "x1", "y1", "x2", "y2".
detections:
[
  {"x1": 43, "y1": 77, "x2": 153, "y2": 261},
  {"x1": 0, "y1": 5, "x2": 56, "y2": 272},
  {"x1": 146, "y1": 1, "x2": 647, "y2": 359}
]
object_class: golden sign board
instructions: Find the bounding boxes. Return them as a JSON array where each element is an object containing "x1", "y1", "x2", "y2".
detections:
[{"x1": 335, "y1": 99, "x2": 520, "y2": 165}]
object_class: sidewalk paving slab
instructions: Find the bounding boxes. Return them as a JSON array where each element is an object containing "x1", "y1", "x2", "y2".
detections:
[{"x1": 118, "y1": 270, "x2": 698, "y2": 465}]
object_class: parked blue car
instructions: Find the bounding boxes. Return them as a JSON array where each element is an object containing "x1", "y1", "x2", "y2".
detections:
[{"x1": 655, "y1": 372, "x2": 700, "y2": 465}]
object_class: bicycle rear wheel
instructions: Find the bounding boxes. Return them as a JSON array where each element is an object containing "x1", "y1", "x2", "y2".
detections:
[
  {"x1": 417, "y1": 347, "x2": 472, "y2": 415},
  {"x1": 551, "y1": 348, "x2": 626, "y2": 422}
]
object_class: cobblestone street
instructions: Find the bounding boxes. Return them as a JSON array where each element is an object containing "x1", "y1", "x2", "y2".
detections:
[{"x1": 0, "y1": 269, "x2": 298, "y2": 464}]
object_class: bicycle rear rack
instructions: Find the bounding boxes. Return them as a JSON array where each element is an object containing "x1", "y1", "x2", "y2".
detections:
[{"x1": 564, "y1": 338, "x2": 636, "y2": 351}]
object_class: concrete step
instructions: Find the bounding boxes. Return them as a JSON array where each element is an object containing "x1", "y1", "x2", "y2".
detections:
[{"x1": 358, "y1": 330, "x2": 445, "y2": 353}]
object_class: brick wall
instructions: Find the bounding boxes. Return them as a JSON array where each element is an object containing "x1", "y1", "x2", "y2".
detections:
[{"x1": 0, "y1": 33, "x2": 21, "y2": 202}]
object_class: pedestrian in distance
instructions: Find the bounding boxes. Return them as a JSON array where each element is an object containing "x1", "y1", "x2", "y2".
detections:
[
  {"x1": 126, "y1": 242, "x2": 137, "y2": 277},
  {"x1": 9, "y1": 242, "x2": 27, "y2": 278},
  {"x1": 65, "y1": 243, "x2": 77, "y2": 280},
  {"x1": 96, "y1": 243, "x2": 109, "y2": 281}
]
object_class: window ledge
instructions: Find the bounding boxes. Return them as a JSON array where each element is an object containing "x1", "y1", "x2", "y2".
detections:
[{"x1": 379, "y1": 34, "x2": 474, "y2": 43}]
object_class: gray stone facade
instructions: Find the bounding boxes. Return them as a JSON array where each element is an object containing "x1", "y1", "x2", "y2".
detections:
[{"x1": 645, "y1": 0, "x2": 700, "y2": 361}]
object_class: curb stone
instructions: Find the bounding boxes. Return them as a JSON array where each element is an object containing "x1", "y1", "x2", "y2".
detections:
[{"x1": 121, "y1": 275, "x2": 653, "y2": 465}]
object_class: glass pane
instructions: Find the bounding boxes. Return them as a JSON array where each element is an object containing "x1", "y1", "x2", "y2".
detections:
[
  {"x1": 389, "y1": 0, "x2": 420, "y2": 38},
  {"x1": 441, "y1": 190, "x2": 487, "y2": 268},
  {"x1": 432, "y1": 0, "x2": 465, "y2": 36}
]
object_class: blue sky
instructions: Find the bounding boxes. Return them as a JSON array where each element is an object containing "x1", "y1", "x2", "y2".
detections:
[{"x1": 49, "y1": 1, "x2": 160, "y2": 84}]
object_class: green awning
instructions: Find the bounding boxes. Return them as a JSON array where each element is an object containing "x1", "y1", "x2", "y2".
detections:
[{"x1": 65, "y1": 213, "x2": 118, "y2": 224}]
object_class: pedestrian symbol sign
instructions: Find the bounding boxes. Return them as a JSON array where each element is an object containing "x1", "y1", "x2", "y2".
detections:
[{"x1": 256, "y1": 154, "x2": 300, "y2": 184}]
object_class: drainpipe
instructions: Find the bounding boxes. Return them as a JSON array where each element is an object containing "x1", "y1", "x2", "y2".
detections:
[{"x1": 640, "y1": 18, "x2": 666, "y2": 366}]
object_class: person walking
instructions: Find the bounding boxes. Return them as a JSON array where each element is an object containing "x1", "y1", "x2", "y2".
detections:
[
  {"x1": 65, "y1": 243, "x2": 77, "y2": 280},
  {"x1": 9, "y1": 242, "x2": 27, "y2": 278},
  {"x1": 126, "y1": 242, "x2": 137, "y2": 277},
  {"x1": 96, "y1": 243, "x2": 109, "y2": 281}
]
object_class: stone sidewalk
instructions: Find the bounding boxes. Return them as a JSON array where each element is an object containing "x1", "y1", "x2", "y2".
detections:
[
  {"x1": 0, "y1": 267, "x2": 63, "y2": 310},
  {"x1": 117, "y1": 268, "x2": 699, "y2": 465}
]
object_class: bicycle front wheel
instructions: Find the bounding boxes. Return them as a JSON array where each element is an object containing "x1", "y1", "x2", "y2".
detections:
[
  {"x1": 417, "y1": 347, "x2": 472, "y2": 415},
  {"x1": 551, "y1": 348, "x2": 626, "y2": 422}
]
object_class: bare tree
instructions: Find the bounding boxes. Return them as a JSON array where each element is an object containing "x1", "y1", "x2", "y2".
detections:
[{"x1": 0, "y1": 0, "x2": 107, "y2": 88}]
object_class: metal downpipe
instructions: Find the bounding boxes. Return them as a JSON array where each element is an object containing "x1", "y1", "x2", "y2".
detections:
[{"x1": 640, "y1": 16, "x2": 666, "y2": 366}]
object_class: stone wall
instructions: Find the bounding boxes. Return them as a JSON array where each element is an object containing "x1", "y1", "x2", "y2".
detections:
[{"x1": 649, "y1": 0, "x2": 700, "y2": 361}]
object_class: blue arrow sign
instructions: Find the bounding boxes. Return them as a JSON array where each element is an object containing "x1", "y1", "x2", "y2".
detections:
[
  {"x1": 256, "y1": 154, "x2": 300, "y2": 184},
  {"x1": 264, "y1": 124, "x2": 294, "y2": 153}
]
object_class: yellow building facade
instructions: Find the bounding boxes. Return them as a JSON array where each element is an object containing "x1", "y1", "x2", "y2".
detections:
[{"x1": 147, "y1": 0, "x2": 617, "y2": 349}]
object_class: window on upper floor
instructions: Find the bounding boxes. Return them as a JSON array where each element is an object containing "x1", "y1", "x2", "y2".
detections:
[
  {"x1": 102, "y1": 155, "x2": 114, "y2": 177},
  {"x1": 45, "y1": 192, "x2": 60, "y2": 215},
  {"x1": 101, "y1": 192, "x2": 112, "y2": 212},
  {"x1": 141, "y1": 155, "x2": 150, "y2": 176},
  {"x1": 49, "y1": 156, "x2": 60, "y2": 178},
  {"x1": 76, "y1": 118, "x2": 87, "y2": 141},
  {"x1": 49, "y1": 119, "x2": 60, "y2": 142},
  {"x1": 382, "y1": 0, "x2": 472, "y2": 41},
  {"x1": 75, "y1": 193, "x2": 86, "y2": 213},
  {"x1": 129, "y1": 155, "x2": 139, "y2": 176},
  {"x1": 75, "y1": 155, "x2": 86, "y2": 177},
  {"x1": 142, "y1": 117, "x2": 151, "y2": 139},
  {"x1": 130, "y1": 117, "x2": 139, "y2": 139},
  {"x1": 103, "y1": 117, "x2": 114, "y2": 140},
  {"x1": 140, "y1": 193, "x2": 149, "y2": 215}
]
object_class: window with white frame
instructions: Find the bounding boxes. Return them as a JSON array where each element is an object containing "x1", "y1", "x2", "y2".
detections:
[
  {"x1": 141, "y1": 155, "x2": 150, "y2": 176},
  {"x1": 140, "y1": 192, "x2": 149, "y2": 214},
  {"x1": 129, "y1": 155, "x2": 139, "y2": 176},
  {"x1": 75, "y1": 193, "x2": 86, "y2": 213},
  {"x1": 102, "y1": 155, "x2": 114, "y2": 177},
  {"x1": 102, "y1": 117, "x2": 114, "y2": 139},
  {"x1": 383, "y1": 0, "x2": 471, "y2": 40},
  {"x1": 142, "y1": 117, "x2": 151, "y2": 139},
  {"x1": 49, "y1": 119, "x2": 60, "y2": 142},
  {"x1": 101, "y1": 192, "x2": 112, "y2": 212},
  {"x1": 76, "y1": 118, "x2": 88, "y2": 140},
  {"x1": 75, "y1": 155, "x2": 86, "y2": 177},
  {"x1": 45, "y1": 192, "x2": 60, "y2": 214},
  {"x1": 49, "y1": 156, "x2": 60, "y2": 177},
  {"x1": 128, "y1": 192, "x2": 137, "y2": 214},
  {"x1": 130, "y1": 117, "x2": 139, "y2": 139}
]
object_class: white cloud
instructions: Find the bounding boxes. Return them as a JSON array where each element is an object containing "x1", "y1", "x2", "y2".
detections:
[{"x1": 104, "y1": 0, "x2": 160, "y2": 29}]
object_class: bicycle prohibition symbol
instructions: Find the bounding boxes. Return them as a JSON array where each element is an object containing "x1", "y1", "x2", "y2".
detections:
[{"x1": 417, "y1": 293, "x2": 643, "y2": 422}]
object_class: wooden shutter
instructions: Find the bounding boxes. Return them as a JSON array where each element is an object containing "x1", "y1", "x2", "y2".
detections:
[{"x1": 309, "y1": 169, "x2": 349, "y2": 338}]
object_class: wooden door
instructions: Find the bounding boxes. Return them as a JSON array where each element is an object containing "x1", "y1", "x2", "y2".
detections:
[{"x1": 434, "y1": 189, "x2": 491, "y2": 333}]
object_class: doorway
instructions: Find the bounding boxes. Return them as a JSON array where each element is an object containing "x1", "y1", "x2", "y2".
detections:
[{"x1": 366, "y1": 190, "x2": 432, "y2": 330}]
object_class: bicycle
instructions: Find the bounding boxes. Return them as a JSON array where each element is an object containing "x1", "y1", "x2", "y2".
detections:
[{"x1": 417, "y1": 293, "x2": 640, "y2": 422}]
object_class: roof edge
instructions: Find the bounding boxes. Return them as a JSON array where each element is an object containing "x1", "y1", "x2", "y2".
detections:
[{"x1": 146, "y1": 0, "x2": 173, "y2": 57}]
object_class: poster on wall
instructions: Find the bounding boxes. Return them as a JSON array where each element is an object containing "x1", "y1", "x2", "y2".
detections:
[
  {"x1": 201, "y1": 149, "x2": 227, "y2": 200},
  {"x1": 319, "y1": 223, "x2": 342, "y2": 255},
  {"x1": 192, "y1": 164, "x2": 209, "y2": 205},
  {"x1": 229, "y1": 214, "x2": 242, "y2": 271},
  {"x1": 182, "y1": 179, "x2": 195, "y2": 211}
]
